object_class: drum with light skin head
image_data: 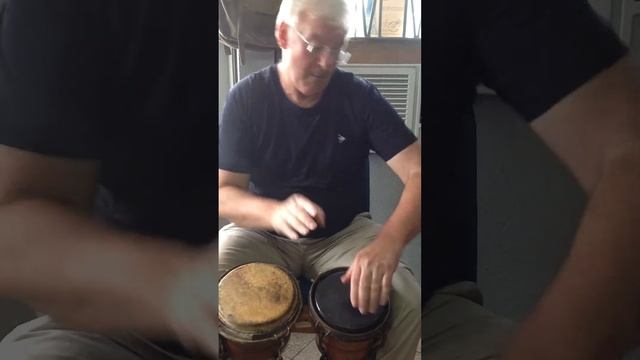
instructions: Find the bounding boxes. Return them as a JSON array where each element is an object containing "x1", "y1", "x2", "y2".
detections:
[
  {"x1": 309, "y1": 267, "x2": 391, "y2": 360},
  {"x1": 218, "y1": 262, "x2": 302, "y2": 360}
]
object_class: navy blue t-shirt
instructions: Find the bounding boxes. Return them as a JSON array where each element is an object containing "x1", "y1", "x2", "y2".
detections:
[
  {"x1": 0, "y1": 1, "x2": 217, "y2": 245},
  {"x1": 219, "y1": 65, "x2": 417, "y2": 238}
]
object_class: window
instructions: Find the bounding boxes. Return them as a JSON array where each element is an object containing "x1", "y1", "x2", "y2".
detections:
[{"x1": 349, "y1": 0, "x2": 421, "y2": 38}]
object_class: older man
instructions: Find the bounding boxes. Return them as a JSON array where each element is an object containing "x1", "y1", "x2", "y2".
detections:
[{"x1": 218, "y1": 0, "x2": 422, "y2": 359}]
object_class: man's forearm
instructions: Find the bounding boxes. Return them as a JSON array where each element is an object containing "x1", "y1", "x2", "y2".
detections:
[
  {"x1": 0, "y1": 198, "x2": 195, "y2": 333},
  {"x1": 376, "y1": 169, "x2": 421, "y2": 248},
  {"x1": 218, "y1": 185, "x2": 279, "y2": 229},
  {"x1": 505, "y1": 146, "x2": 640, "y2": 359}
]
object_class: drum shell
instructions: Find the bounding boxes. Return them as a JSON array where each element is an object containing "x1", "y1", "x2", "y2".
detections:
[
  {"x1": 219, "y1": 262, "x2": 303, "y2": 360},
  {"x1": 308, "y1": 267, "x2": 391, "y2": 360},
  {"x1": 221, "y1": 335, "x2": 290, "y2": 360}
]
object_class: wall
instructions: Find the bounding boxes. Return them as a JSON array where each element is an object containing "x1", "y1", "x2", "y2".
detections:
[
  {"x1": 237, "y1": 49, "x2": 277, "y2": 80},
  {"x1": 347, "y1": 38, "x2": 421, "y2": 64},
  {"x1": 474, "y1": 95, "x2": 585, "y2": 321},
  {"x1": 218, "y1": 44, "x2": 232, "y2": 118}
]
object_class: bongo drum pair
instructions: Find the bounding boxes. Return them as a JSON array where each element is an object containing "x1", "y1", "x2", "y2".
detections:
[{"x1": 218, "y1": 262, "x2": 390, "y2": 360}]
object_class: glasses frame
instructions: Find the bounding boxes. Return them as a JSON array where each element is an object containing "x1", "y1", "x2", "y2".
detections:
[{"x1": 289, "y1": 24, "x2": 352, "y2": 65}]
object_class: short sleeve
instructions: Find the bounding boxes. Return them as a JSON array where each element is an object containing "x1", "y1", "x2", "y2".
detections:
[
  {"x1": 471, "y1": 0, "x2": 628, "y2": 121},
  {"x1": 218, "y1": 85, "x2": 255, "y2": 173},
  {"x1": 0, "y1": 0, "x2": 112, "y2": 158},
  {"x1": 363, "y1": 81, "x2": 417, "y2": 161}
]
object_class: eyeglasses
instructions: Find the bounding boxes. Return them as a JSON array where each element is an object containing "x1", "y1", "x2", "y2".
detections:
[{"x1": 290, "y1": 25, "x2": 351, "y2": 65}]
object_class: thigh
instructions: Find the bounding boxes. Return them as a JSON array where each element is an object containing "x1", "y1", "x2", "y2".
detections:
[
  {"x1": 306, "y1": 213, "x2": 382, "y2": 277},
  {"x1": 422, "y1": 282, "x2": 515, "y2": 360},
  {"x1": 219, "y1": 224, "x2": 302, "y2": 277},
  {"x1": 377, "y1": 266, "x2": 421, "y2": 360},
  {"x1": 0, "y1": 316, "x2": 186, "y2": 360},
  {"x1": 306, "y1": 213, "x2": 416, "y2": 279}
]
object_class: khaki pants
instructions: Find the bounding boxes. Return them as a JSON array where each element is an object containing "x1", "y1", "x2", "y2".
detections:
[
  {"x1": 218, "y1": 212, "x2": 422, "y2": 360},
  {"x1": 0, "y1": 213, "x2": 514, "y2": 360},
  {"x1": 422, "y1": 282, "x2": 515, "y2": 359},
  {"x1": 0, "y1": 315, "x2": 194, "y2": 360},
  {"x1": 0, "y1": 285, "x2": 514, "y2": 360}
]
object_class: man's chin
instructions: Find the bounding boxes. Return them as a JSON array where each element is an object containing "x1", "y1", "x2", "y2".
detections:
[{"x1": 300, "y1": 81, "x2": 328, "y2": 97}]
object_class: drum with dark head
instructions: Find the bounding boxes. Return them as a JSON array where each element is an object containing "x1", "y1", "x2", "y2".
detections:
[
  {"x1": 218, "y1": 262, "x2": 302, "y2": 360},
  {"x1": 309, "y1": 267, "x2": 391, "y2": 360}
]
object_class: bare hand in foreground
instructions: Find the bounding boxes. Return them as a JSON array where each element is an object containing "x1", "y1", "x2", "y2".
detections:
[{"x1": 37, "y1": 246, "x2": 219, "y2": 359}]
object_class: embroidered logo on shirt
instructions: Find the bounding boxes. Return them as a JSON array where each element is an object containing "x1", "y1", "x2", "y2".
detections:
[{"x1": 337, "y1": 134, "x2": 346, "y2": 143}]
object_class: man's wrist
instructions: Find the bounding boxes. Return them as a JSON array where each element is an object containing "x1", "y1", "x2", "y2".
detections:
[
  {"x1": 374, "y1": 228, "x2": 405, "y2": 254},
  {"x1": 262, "y1": 199, "x2": 282, "y2": 229}
]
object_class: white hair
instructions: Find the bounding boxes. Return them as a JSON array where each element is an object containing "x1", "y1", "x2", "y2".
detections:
[{"x1": 275, "y1": 0, "x2": 352, "y2": 32}]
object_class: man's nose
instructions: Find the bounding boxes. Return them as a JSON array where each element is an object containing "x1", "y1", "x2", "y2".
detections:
[{"x1": 317, "y1": 51, "x2": 338, "y2": 70}]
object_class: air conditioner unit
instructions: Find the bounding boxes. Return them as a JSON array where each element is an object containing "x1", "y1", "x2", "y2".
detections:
[{"x1": 339, "y1": 64, "x2": 421, "y2": 139}]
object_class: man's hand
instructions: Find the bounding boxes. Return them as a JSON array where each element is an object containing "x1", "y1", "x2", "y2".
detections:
[
  {"x1": 159, "y1": 248, "x2": 219, "y2": 358},
  {"x1": 35, "y1": 246, "x2": 220, "y2": 359},
  {"x1": 340, "y1": 235, "x2": 403, "y2": 314},
  {"x1": 269, "y1": 193, "x2": 326, "y2": 239}
]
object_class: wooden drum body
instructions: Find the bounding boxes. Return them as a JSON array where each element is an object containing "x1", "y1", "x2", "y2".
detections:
[
  {"x1": 219, "y1": 262, "x2": 302, "y2": 360},
  {"x1": 309, "y1": 267, "x2": 391, "y2": 360}
]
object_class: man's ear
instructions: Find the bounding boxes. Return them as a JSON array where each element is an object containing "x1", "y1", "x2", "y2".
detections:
[{"x1": 275, "y1": 22, "x2": 288, "y2": 49}]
